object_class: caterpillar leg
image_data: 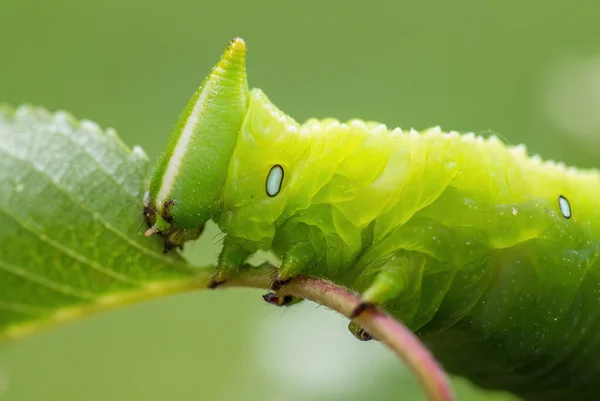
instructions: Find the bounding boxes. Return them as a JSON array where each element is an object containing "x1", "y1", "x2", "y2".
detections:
[
  {"x1": 350, "y1": 255, "x2": 409, "y2": 318},
  {"x1": 262, "y1": 292, "x2": 304, "y2": 306},
  {"x1": 271, "y1": 240, "x2": 316, "y2": 291},
  {"x1": 210, "y1": 236, "x2": 254, "y2": 288},
  {"x1": 348, "y1": 321, "x2": 373, "y2": 341}
]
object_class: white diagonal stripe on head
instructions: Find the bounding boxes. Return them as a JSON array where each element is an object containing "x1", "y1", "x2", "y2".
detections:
[{"x1": 154, "y1": 75, "x2": 219, "y2": 208}]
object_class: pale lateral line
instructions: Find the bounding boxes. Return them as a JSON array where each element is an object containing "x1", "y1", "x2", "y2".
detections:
[
  {"x1": 0, "y1": 259, "x2": 95, "y2": 301},
  {"x1": 0, "y1": 300, "x2": 50, "y2": 316},
  {"x1": 0, "y1": 207, "x2": 141, "y2": 286},
  {"x1": 0, "y1": 145, "x2": 179, "y2": 265},
  {"x1": 155, "y1": 75, "x2": 219, "y2": 207}
]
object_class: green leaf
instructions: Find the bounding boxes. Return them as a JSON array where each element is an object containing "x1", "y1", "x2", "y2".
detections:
[{"x1": 0, "y1": 104, "x2": 206, "y2": 340}]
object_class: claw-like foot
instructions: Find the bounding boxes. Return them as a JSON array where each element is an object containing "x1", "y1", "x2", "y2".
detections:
[
  {"x1": 210, "y1": 236, "x2": 255, "y2": 289},
  {"x1": 348, "y1": 321, "x2": 373, "y2": 341},
  {"x1": 262, "y1": 292, "x2": 303, "y2": 306},
  {"x1": 208, "y1": 270, "x2": 228, "y2": 289},
  {"x1": 208, "y1": 278, "x2": 226, "y2": 289},
  {"x1": 271, "y1": 275, "x2": 292, "y2": 291}
]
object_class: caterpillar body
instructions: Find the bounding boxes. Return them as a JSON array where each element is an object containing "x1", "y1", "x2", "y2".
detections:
[{"x1": 144, "y1": 38, "x2": 600, "y2": 400}]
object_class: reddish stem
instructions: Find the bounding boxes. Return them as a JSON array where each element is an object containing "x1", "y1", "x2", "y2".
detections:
[{"x1": 227, "y1": 268, "x2": 454, "y2": 401}]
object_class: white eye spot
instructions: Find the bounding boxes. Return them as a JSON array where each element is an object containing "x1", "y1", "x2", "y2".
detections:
[
  {"x1": 266, "y1": 165, "x2": 284, "y2": 197},
  {"x1": 558, "y1": 195, "x2": 572, "y2": 219}
]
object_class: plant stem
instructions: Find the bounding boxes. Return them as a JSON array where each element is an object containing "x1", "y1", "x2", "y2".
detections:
[
  {"x1": 226, "y1": 264, "x2": 454, "y2": 401},
  {"x1": 3, "y1": 263, "x2": 454, "y2": 401}
]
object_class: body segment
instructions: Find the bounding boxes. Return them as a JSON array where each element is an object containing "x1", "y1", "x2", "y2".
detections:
[
  {"x1": 220, "y1": 95, "x2": 600, "y2": 397},
  {"x1": 146, "y1": 39, "x2": 600, "y2": 400}
]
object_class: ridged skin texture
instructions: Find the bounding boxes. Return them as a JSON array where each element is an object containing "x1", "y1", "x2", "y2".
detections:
[{"x1": 216, "y1": 89, "x2": 600, "y2": 400}]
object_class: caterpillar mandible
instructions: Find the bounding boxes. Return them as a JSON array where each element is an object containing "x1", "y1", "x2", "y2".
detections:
[{"x1": 143, "y1": 38, "x2": 600, "y2": 400}]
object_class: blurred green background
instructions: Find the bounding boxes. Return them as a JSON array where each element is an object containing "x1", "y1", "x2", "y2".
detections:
[{"x1": 1, "y1": 1, "x2": 599, "y2": 400}]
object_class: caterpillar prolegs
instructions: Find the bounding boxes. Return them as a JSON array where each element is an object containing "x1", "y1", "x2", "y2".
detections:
[{"x1": 143, "y1": 38, "x2": 600, "y2": 400}]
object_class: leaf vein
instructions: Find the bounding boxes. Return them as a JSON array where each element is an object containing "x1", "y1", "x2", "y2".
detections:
[
  {"x1": 0, "y1": 259, "x2": 96, "y2": 301},
  {"x1": 0, "y1": 144, "x2": 180, "y2": 266},
  {"x1": 0, "y1": 300, "x2": 50, "y2": 316},
  {"x1": 50, "y1": 126, "x2": 139, "y2": 198},
  {"x1": 0, "y1": 207, "x2": 141, "y2": 286}
]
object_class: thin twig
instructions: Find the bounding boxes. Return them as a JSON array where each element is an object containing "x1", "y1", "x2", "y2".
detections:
[
  {"x1": 2, "y1": 263, "x2": 454, "y2": 401},
  {"x1": 226, "y1": 264, "x2": 455, "y2": 401}
]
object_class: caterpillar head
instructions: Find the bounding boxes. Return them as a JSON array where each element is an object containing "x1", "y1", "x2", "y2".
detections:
[{"x1": 144, "y1": 38, "x2": 248, "y2": 251}]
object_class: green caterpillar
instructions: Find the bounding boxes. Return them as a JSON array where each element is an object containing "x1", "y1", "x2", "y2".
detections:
[{"x1": 143, "y1": 38, "x2": 600, "y2": 400}]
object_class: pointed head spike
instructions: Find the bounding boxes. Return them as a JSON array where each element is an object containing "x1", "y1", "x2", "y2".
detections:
[{"x1": 148, "y1": 38, "x2": 249, "y2": 230}]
